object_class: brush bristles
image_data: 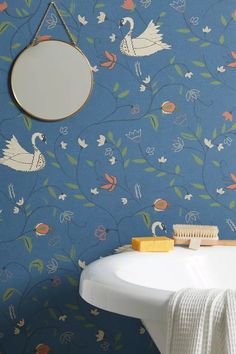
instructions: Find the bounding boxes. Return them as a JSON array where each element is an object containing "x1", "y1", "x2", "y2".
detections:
[{"x1": 173, "y1": 224, "x2": 219, "y2": 240}]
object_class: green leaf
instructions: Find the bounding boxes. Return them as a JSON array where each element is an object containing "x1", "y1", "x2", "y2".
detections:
[
  {"x1": 107, "y1": 131, "x2": 114, "y2": 143},
  {"x1": 70, "y1": 246, "x2": 76, "y2": 260},
  {"x1": 132, "y1": 159, "x2": 146, "y2": 164},
  {"x1": 230, "y1": 123, "x2": 236, "y2": 131},
  {"x1": 230, "y1": 200, "x2": 235, "y2": 209},
  {"x1": 210, "y1": 80, "x2": 221, "y2": 85},
  {"x1": 174, "y1": 64, "x2": 183, "y2": 77},
  {"x1": 47, "y1": 151, "x2": 55, "y2": 158},
  {"x1": 169, "y1": 56, "x2": 175, "y2": 64},
  {"x1": 21, "y1": 8, "x2": 29, "y2": 16},
  {"x1": 160, "y1": 11, "x2": 166, "y2": 17},
  {"x1": 25, "y1": 0, "x2": 32, "y2": 7},
  {"x1": 200, "y1": 72, "x2": 212, "y2": 78},
  {"x1": 116, "y1": 138, "x2": 122, "y2": 148},
  {"x1": 124, "y1": 159, "x2": 130, "y2": 168},
  {"x1": 86, "y1": 37, "x2": 94, "y2": 44},
  {"x1": 65, "y1": 183, "x2": 79, "y2": 190},
  {"x1": 196, "y1": 125, "x2": 202, "y2": 138},
  {"x1": 0, "y1": 56, "x2": 12, "y2": 62},
  {"x1": 66, "y1": 275, "x2": 78, "y2": 287},
  {"x1": 177, "y1": 28, "x2": 190, "y2": 33},
  {"x1": 118, "y1": 90, "x2": 129, "y2": 98},
  {"x1": 54, "y1": 254, "x2": 70, "y2": 262},
  {"x1": 48, "y1": 308, "x2": 58, "y2": 320},
  {"x1": 29, "y1": 259, "x2": 44, "y2": 274},
  {"x1": 73, "y1": 194, "x2": 85, "y2": 200},
  {"x1": 66, "y1": 304, "x2": 79, "y2": 310},
  {"x1": 192, "y1": 154, "x2": 204, "y2": 165},
  {"x1": 212, "y1": 160, "x2": 220, "y2": 167},
  {"x1": 181, "y1": 132, "x2": 196, "y2": 141},
  {"x1": 145, "y1": 114, "x2": 159, "y2": 131},
  {"x1": 138, "y1": 211, "x2": 151, "y2": 228},
  {"x1": 3, "y1": 288, "x2": 17, "y2": 302},
  {"x1": 52, "y1": 162, "x2": 60, "y2": 169},
  {"x1": 156, "y1": 172, "x2": 166, "y2": 177},
  {"x1": 192, "y1": 183, "x2": 205, "y2": 190},
  {"x1": 19, "y1": 236, "x2": 32, "y2": 253},
  {"x1": 113, "y1": 82, "x2": 119, "y2": 92},
  {"x1": 75, "y1": 315, "x2": 85, "y2": 320},
  {"x1": 188, "y1": 37, "x2": 200, "y2": 42},
  {"x1": 43, "y1": 178, "x2": 49, "y2": 187},
  {"x1": 144, "y1": 167, "x2": 156, "y2": 172},
  {"x1": 0, "y1": 22, "x2": 11, "y2": 34},
  {"x1": 12, "y1": 43, "x2": 21, "y2": 49},
  {"x1": 86, "y1": 160, "x2": 94, "y2": 167},
  {"x1": 121, "y1": 147, "x2": 127, "y2": 157},
  {"x1": 199, "y1": 194, "x2": 211, "y2": 199},
  {"x1": 219, "y1": 34, "x2": 224, "y2": 44},
  {"x1": 48, "y1": 187, "x2": 57, "y2": 199},
  {"x1": 95, "y1": 3, "x2": 105, "y2": 8},
  {"x1": 66, "y1": 154, "x2": 77, "y2": 166},
  {"x1": 69, "y1": 0, "x2": 75, "y2": 14},
  {"x1": 200, "y1": 42, "x2": 210, "y2": 47},
  {"x1": 221, "y1": 124, "x2": 226, "y2": 133},
  {"x1": 23, "y1": 115, "x2": 32, "y2": 131},
  {"x1": 115, "y1": 332, "x2": 122, "y2": 344},
  {"x1": 15, "y1": 8, "x2": 22, "y2": 16},
  {"x1": 84, "y1": 202, "x2": 95, "y2": 207},
  {"x1": 175, "y1": 165, "x2": 181, "y2": 174},
  {"x1": 192, "y1": 61, "x2": 205, "y2": 67},
  {"x1": 212, "y1": 128, "x2": 217, "y2": 139},
  {"x1": 174, "y1": 187, "x2": 182, "y2": 199},
  {"x1": 115, "y1": 344, "x2": 123, "y2": 351},
  {"x1": 170, "y1": 178, "x2": 175, "y2": 187},
  {"x1": 210, "y1": 202, "x2": 221, "y2": 207},
  {"x1": 221, "y1": 15, "x2": 227, "y2": 26}
]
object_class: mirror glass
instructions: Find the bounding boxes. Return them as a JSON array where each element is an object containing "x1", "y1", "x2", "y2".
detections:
[{"x1": 11, "y1": 40, "x2": 93, "y2": 121}]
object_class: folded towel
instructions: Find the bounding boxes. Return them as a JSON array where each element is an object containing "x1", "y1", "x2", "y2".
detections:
[{"x1": 166, "y1": 288, "x2": 236, "y2": 354}]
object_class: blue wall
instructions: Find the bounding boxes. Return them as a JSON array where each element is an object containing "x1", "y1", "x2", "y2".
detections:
[{"x1": 1, "y1": 0, "x2": 236, "y2": 353}]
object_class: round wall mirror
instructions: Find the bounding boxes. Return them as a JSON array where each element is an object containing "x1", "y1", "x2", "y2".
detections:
[{"x1": 11, "y1": 40, "x2": 93, "y2": 121}]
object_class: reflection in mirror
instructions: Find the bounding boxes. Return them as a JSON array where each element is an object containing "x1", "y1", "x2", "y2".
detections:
[{"x1": 11, "y1": 40, "x2": 93, "y2": 121}]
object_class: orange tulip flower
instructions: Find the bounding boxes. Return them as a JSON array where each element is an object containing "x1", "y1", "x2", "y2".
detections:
[
  {"x1": 226, "y1": 174, "x2": 236, "y2": 190},
  {"x1": 227, "y1": 52, "x2": 236, "y2": 68},
  {"x1": 0, "y1": 1, "x2": 7, "y2": 12},
  {"x1": 100, "y1": 51, "x2": 117, "y2": 70},
  {"x1": 121, "y1": 0, "x2": 136, "y2": 10},
  {"x1": 101, "y1": 173, "x2": 117, "y2": 192}
]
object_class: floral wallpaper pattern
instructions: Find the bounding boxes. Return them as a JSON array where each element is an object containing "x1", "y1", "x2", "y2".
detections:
[{"x1": 0, "y1": 0, "x2": 236, "y2": 353}]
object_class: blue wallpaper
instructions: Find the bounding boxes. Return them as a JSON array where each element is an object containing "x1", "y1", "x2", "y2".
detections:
[{"x1": 1, "y1": 0, "x2": 236, "y2": 353}]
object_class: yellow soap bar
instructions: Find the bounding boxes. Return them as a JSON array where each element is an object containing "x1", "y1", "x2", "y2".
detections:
[{"x1": 132, "y1": 237, "x2": 174, "y2": 252}]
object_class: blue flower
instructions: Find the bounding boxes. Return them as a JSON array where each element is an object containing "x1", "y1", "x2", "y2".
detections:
[
  {"x1": 125, "y1": 129, "x2": 142, "y2": 143},
  {"x1": 170, "y1": 0, "x2": 185, "y2": 13}
]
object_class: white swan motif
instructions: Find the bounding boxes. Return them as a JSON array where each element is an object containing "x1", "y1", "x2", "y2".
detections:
[
  {"x1": 0, "y1": 132, "x2": 46, "y2": 172},
  {"x1": 119, "y1": 17, "x2": 171, "y2": 57}
]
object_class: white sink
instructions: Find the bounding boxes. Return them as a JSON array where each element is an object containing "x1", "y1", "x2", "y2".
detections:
[{"x1": 80, "y1": 246, "x2": 236, "y2": 354}]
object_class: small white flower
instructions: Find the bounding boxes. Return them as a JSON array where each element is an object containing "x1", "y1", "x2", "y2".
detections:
[
  {"x1": 13, "y1": 206, "x2": 19, "y2": 214},
  {"x1": 158, "y1": 156, "x2": 167, "y2": 163},
  {"x1": 78, "y1": 138, "x2": 88, "y2": 149},
  {"x1": 109, "y1": 156, "x2": 116, "y2": 165},
  {"x1": 216, "y1": 188, "x2": 225, "y2": 195},
  {"x1": 91, "y1": 308, "x2": 100, "y2": 316},
  {"x1": 97, "y1": 135, "x2": 106, "y2": 147},
  {"x1": 202, "y1": 26, "x2": 211, "y2": 33},
  {"x1": 217, "y1": 143, "x2": 224, "y2": 151},
  {"x1": 143, "y1": 75, "x2": 151, "y2": 84},
  {"x1": 140, "y1": 84, "x2": 146, "y2": 92},
  {"x1": 60, "y1": 141, "x2": 67, "y2": 149},
  {"x1": 90, "y1": 65, "x2": 99, "y2": 72},
  {"x1": 58, "y1": 193, "x2": 67, "y2": 201},
  {"x1": 185, "y1": 71, "x2": 193, "y2": 79},
  {"x1": 96, "y1": 330, "x2": 105, "y2": 342},
  {"x1": 14, "y1": 327, "x2": 20, "y2": 335},
  {"x1": 121, "y1": 197, "x2": 128, "y2": 205},
  {"x1": 17, "y1": 319, "x2": 25, "y2": 327},
  {"x1": 184, "y1": 193, "x2": 193, "y2": 200},
  {"x1": 59, "y1": 314, "x2": 67, "y2": 322},
  {"x1": 109, "y1": 33, "x2": 116, "y2": 42},
  {"x1": 78, "y1": 259, "x2": 86, "y2": 269},
  {"x1": 78, "y1": 14, "x2": 88, "y2": 25},
  {"x1": 139, "y1": 327, "x2": 146, "y2": 334},
  {"x1": 91, "y1": 188, "x2": 99, "y2": 195},
  {"x1": 16, "y1": 198, "x2": 24, "y2": 206},
  {"x1": 204, "y1": 138, "x2": 214, "y2": 149},
  {"x1": 217, "y1": 66, "x2": 225, "y2": 73},
  {"x1": 97, "y1": 12, "x2": 106, "y2": 24}
]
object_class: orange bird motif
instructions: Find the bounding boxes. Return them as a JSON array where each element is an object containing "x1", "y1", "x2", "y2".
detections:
[
  {"x1": 100, "y1": 51, "x2": 117, "y2": 70},
  {"x1": 227, "y1": 52, "x2": 236, "y2": 68},
  {"x1": 226, "y1": 173, "x2": 236, "y2": 190},
  {"x1": 101, "y1": 173, "x2": 117, "y2": 192}
]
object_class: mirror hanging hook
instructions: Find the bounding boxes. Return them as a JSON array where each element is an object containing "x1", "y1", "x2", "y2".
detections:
[{"x1": 30, "y1": 1, "x2": 77, "y2": 47}]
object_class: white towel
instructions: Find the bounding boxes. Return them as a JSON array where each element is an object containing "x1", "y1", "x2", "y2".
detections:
[{"x1": 166, "y1": 288, "x2": 236, "y2": 354}]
